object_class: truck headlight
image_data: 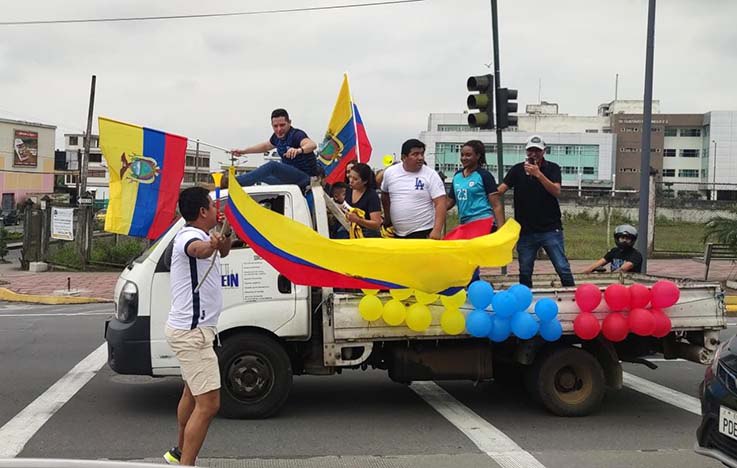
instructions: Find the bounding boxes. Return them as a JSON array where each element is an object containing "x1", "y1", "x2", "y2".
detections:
[{"x1": 116, "y1": 281, "x2": 138, "y2": 323}]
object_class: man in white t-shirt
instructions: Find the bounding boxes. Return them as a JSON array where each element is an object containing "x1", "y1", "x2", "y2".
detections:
[
  {"x1": 163, "y1": 186, "x2": 232, "y2": 466},
  {"x1": 381, "y1": 139, "x2": 447, "y2": 239}
]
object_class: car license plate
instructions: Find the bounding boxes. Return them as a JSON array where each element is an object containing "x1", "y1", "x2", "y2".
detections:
[{"x1": 720, "y1": 406, "x2": 737, "y2": 441}]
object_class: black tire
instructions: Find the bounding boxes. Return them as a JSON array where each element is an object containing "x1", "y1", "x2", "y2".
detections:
[
  {"x1": 217, "y1": 332, "x2": 292, "y2": 419},
  {"x1": 525, "y1": 346, "x2": 605, "y2": 417}
]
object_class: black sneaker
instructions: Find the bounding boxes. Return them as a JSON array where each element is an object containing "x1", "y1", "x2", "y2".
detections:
[{"x1": 163, "y1": 446, "x2": 181, "y2": 465}]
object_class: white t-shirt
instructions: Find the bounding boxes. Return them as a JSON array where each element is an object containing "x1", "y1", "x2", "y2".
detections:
[
  {"x1": 381, "y1": 164, "x2": 446, "y2": 237},
  {"x1": 167, "y1": 226, "x2": 223, "y2": 330}
]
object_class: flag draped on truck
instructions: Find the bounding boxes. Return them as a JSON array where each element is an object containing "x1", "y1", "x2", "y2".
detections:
[
  {"x1": 224, "y1": 168, "x2": 520, "y2": 293},
  {"x1": 99, "y1": 117, "x2": 187, "y2": 239}
]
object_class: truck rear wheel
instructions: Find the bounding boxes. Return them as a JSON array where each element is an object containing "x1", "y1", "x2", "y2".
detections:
[
  {"x1": 217, "y1": 332, "x2": 292, "y2": 419},
  {"x1": 525, "y1": 346, "x2": 605, "y2": 417}
]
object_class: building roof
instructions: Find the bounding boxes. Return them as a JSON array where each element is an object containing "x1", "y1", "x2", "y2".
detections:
[{"x1": 0, "y1": 117, "x2": 56, "y2": 130}]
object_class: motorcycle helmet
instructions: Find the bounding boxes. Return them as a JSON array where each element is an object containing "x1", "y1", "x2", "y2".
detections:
[{"x1": 614, "y1": 224, "x2": 638, "y2": 249}]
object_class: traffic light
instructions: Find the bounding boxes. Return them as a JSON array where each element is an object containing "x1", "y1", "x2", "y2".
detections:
[
  {"x1": 496, "y1": 88, "x2": 518, "y2": 129},
  {"x1": 466, "y1": 74, "x2": 494, "y2": 130}
]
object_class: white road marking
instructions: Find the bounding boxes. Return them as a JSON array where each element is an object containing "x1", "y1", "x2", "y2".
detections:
[
  {"x1": 622, "y1": 372, "x2": 701, "y2": 415},
  {"x1": 411, "y1": 381, "x2": 546, "y2": 468},
  {"x1": 0, "y1": 343, "x2": 107, "y2": 458}
]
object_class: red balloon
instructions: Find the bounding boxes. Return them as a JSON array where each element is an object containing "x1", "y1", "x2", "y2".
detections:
[
  {"x1": 602, "y1": 312, "x2": 629, "y2": 342},
  {"x1": 651, "y1": 308, "x2": 672, "y2": 338},
  {"x1": 629, "y1": 308, "x2": 655, "y2": 336},
  {"x1": 574, "y1": 312, "x2": 601, "y2": 340},
  {"x1": 629, "y1": 283, "x2": 651, "y2": 309},
  {"x1": 650, "y1": 280, "x2": 680, "y2": 309},
  {"x1": 575, "y1": 283, "x2": 602, "y2": 313},
  {"x1": 604, "y1": 284, "x2": 630, "y2": 311}
]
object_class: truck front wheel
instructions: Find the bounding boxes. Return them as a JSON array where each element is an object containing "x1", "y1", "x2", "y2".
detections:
[
  {"x1": 217, "y1": 332, "x2": 292, "y2": 419},
  {"x1": 525, "y1": 346, "x2": 605, "y2": 417}
]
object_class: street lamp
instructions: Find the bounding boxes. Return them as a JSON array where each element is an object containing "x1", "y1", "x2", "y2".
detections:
[{"x1": 712, "y1": 140, "x2": 717, "y2": 201}]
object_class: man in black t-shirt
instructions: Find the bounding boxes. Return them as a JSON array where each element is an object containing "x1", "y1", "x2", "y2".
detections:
[
  {"x1": 230, "y1": 108, "x2": 318, "y2": 191},
  {"x1": 582, "y1": 224, "x2": 643, "y2": 273},
  {"x1": 497, "y1": 135, "x2": 575, "y2": 288}
]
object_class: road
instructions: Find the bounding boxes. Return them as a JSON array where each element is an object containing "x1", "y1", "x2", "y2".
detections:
[{"x1": 0, "y1": 301, "x2": 727, "y2": 468}]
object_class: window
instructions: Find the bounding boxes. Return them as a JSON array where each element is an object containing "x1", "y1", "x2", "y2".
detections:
[
  {"x1": 701, "y1": 169, "x2": 707, "y2": 178},
  {"x1": 585, "y1": 129, "x2": 599, "y2": 133},
  {"x1": 622, "y1": 127, "x2": 640, "y2": 133},
  {"x1": 662, "y1": 169, "x2": 676, "y2": 177},
  {"x1": 565, "y1": 146, "x2": 573, "y2": 155},
  {"x1": 678, "y1": 169, "x2": 699, "y2": 178},
  {"x1": 680, "y1": 149, "x2": 699, "y2": 158},
  {"x1": 89, "y1": 153, "x2": 102, "y2": 163},
  {"x1": 680, "y1": 128, "x2": 701, "y2": 137},
  {"x1": 88, "y1": 170, "x2": 106, "y2": 178},
  {"x1": 562, "y1": 166, "x2": 577, "y2": 174},
  {"x1": 90, "y1": 137, "x2": 98, "y2": 148},
  {"x1": 602, "y1": 128, "x2": 612, "y2": 134},
  {"x1": 437, "y1": 124, "x2": 476, "y2": 132},
  {"x1": 620, "y1": 147, "x2": 640, "y2": 153},
  {"x1": 663, "y1": 149, "x2": 676, "y2": 157},
  {"x1": 664, "y1": 127, "x2": 677, "y2": 137},
  {"x1": 619, "y1": 168, "x2": 639, "y2": 173},
  {"x1": 583, "y1": 167, "x2": 595, "y2": 175},
  {"x1": 651, "y1": 127, "x2": 661, "y2": 132},
  {"x1": 69, "y1": 136, "x2": 78, "y2": 146}
]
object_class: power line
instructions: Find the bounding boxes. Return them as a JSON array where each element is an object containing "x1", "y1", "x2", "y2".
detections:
[{"x1": 0, "y1": 0, "x2": 424, "y2": 26}]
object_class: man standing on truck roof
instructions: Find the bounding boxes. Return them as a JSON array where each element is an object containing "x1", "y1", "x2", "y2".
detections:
[
  {"x1": 496, "y1": 135, "x2": 575, "y2": 288},
  {"x1": 163, "y1": 186, "x2": 233, "y2": 466},
  {"x1": 229, "y1": 108, "x2": 318, "y2": 193},
  {"x1": 381, "y1": 139, "x2": 447, "y2": 239}
]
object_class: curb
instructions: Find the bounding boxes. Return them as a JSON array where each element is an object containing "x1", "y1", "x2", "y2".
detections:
[{"x1": 0, "y1": 287, "x2": 112, "y2": 305}]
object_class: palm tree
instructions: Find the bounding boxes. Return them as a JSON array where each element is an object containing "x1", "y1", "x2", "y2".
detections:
[{"x1": 703, "y1": 210, "x2": 737, "y2": 252}]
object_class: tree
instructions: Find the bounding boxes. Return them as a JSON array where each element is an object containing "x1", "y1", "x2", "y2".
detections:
[
  {"x1": 0, "y1": 228, "x2": 8, "y2": 263},
  {"x1": 703, "y1": 210, "x2": 737, "y2": 252}
]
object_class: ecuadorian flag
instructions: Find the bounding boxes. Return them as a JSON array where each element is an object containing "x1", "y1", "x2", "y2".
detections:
[{"x1": 99, "y1": 117, "x2": 187, "y2": 239}]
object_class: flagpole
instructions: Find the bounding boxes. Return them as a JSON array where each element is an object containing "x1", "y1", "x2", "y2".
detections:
[
  {"x1": 188, "y1": 139, "x2": 232, "y2": 153},
  {"x1": 345, "y1": 72, "x2": 361, "y2": 163}
]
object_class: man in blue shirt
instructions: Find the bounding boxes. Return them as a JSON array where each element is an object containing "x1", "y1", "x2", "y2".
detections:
[{"x1": 230, "y1": 109, "x2": 318, "y2": 191}]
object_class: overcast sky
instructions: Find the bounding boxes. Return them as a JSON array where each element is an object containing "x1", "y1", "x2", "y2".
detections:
[{"x1": 1, "y1": 0, "x2": 735, "y2": 168}]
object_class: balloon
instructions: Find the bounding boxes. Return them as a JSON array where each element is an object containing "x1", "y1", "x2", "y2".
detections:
[
  {"x1": 358, "y1": 295, "x2": 383, "y2": 321},
  {"x1": 489, "y1": 315, "x2": 511, "y2": 342},
  {"x1": 604, "y1": 284, "x2": 630, "y2": 312},
  {"x1": 573, "y1": 312, "x2": 601, "y2": 340},
  {"x1": 382, "y1": 154, "x2": 395, "y2": 167},
  {"x1": 441, "y1": 289, "x2": 467, "y2": 309},
  {"x1": 491, "y1": 291, "x2": 518, "y2": 318},
  {"x1": 390, "y1": 289, "x2": 414, "y2": 301},
  {"x1": 468, "y1": 280, "x2": 494, "y2": 309},
  {"x1": 511, "y1": 311, "x2": 539, "y2": 340},
  {"x1": 651, "y1": 308, "x2": 672, "y2": 338},
  {"x1": 539, "y1": 319, "x2": 563, "y2": 342},
  {"x1": 361, "y1": 289, "x2": 379, "y2": 296},
  {"x1": 575, "y1": 283, "x2": 602, "y2": 313},
  {"x1": 650, "y1": 280, "x2": 680, "y2": 309},
  {"x1": 406, "y1": 303, "x2": 433, "y2": 332},
  {"x1": 382, "y1": 299, "x2": 407, "y2": 326},
  {"x1": 414, "y1": 290, "x2": 439, "y2": 305},
  {"x1": 602, "y1": 312, "x2": 629, "y2": 342},
  {"x1": 440, "y1": 309, "x2": 466, "y2": 335},
  {"x1": 628, "y1": 283, "x2": 651, "y2": 309},
  {"x1": 628, "y1": 308, "x2": 655, "y2": 336},
  {"x1": 534, "y1": 298, "x2": 559, "y2": 322},
  {"x1": 466, "y1": 310, "x2": 493, "y2": 337},
  {"x1": 508, "y1": 284, "x2": 533, "y2": 311}
]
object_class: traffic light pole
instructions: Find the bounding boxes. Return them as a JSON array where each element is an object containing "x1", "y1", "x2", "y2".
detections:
[{"x1": 490, "y1": 0, "x2": 504, "y2": 186}]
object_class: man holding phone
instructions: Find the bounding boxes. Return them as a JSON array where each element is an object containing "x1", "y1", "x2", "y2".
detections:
[{"x1": 496, "y1": 135, "x2": 575, "y2": 288}]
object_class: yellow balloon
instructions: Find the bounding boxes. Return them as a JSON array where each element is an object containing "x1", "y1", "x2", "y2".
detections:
[
  {"x1": 440, "y1": 289, "x2": 467, "y2": 309},
  {"x1": 390, "y1": 288, "x2": 414, "y2": 301},
  {"x1": 361, "y1": 289, "x2": 379, "y2": 296},
  {"x1": 414, "y1": 290, "x2": 439, "y2": 305},
  {"x1": 383, "y1": 299, "x2": 407, "y2": 326},
  {"x1": 358, "y1": 295, "x2": 383, "y2": 322},
  {"x1": 382, "y1": 154, "x2": 395, "y2": 167},
  {"x1": 406, "y1": 303, "x2": 432, "y2": 332},
  {"x1": 440, "y1": 309, "x2": 466, "y2": 335}
]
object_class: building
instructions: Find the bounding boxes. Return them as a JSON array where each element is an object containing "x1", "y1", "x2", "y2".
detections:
[
  {"x1": 420, "y1": 113, "x2": 616, "y2": 190},
  {"x1": 0, "y1": 117, "x2": 56, "y2": 210}
]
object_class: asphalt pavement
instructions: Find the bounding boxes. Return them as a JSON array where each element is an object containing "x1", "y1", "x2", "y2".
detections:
[{"x1": 0, "y1": 302, "x2": 728, "y2": 468}]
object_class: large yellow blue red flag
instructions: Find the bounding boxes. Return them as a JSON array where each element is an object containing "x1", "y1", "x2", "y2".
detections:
[
  {"x1": 317, "y1": 74, "x2": 372, "y2": 184},
  {"x1": 99, "y1": 117, "x2": 187, "y2": 239}
]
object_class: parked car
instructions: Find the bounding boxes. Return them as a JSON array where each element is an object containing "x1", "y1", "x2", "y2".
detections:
[
  {"x1": 696, "y1": 333, "x2": 737, "y2": 467},
  {"x1": 0, "y1": 209, "x2": 18, "y2": 226}
]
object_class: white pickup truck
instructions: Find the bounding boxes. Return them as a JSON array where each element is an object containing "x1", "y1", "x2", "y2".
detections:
[{"x1": 105, "y1": 184, "x2": 725, "y2": 418}]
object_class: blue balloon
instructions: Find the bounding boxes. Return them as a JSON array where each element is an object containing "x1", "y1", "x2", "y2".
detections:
[
  {"x1": 492, "y1": 291, "x2": 518, "y2": 318},
  {"x1": 534, "y1": 298, "x2": 559, "y2": 322},
  {"x1": 468, "y1": 280, "x2": 494, "y2": 310},
  {"x1": 508, "y1": 284, "x2": 533, "y2": 311},
  {"x1": 489, "y1": 315, "x2": 511, "y2": 342},
  {"x1": 540, "y1": 319, "x2": 563, "y2": 341},
  {"x1": 466, "y1": 310, "x2": 492, "y2": 337},
  {"x1": 511, "y1": 311, "x2": 539, "y2": 340}
]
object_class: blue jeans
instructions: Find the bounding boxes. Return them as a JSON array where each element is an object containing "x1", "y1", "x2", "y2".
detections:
[
  {"x1": 235, "y1": 161, "x2": 310, "y2": 191},
  {"x1": 517, "y1": 230, "x2": 575, "y2": 288}
]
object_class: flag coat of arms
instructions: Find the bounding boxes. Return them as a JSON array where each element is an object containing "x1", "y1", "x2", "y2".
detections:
[
  {"x1": 99, "y1": 117, "x2": 187, "y2": 239},
  {"x1": 317, "y1": 74, "x2": 372, "y2": 184}
]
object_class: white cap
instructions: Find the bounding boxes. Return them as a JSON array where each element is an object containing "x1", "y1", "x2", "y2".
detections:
[{"x1": 525, "y1": 135, "x2": 546, "y2": 150}]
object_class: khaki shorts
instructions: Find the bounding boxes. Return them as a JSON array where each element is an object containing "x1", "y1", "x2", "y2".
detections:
[{"x1": 165, "y1": 325, "x2": 221, "y2": 396}]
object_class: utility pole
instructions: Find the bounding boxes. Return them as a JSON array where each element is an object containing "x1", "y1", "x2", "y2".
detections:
[
  {"x1": 636, "y1": 0, "x2": 656, "y2": 273},
  {"x1": 490, "y1": 0, "x2": 507, "y2": 276},
  {"x1": 80, "y1": 75, "x2": 96, "y2": 197}
]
